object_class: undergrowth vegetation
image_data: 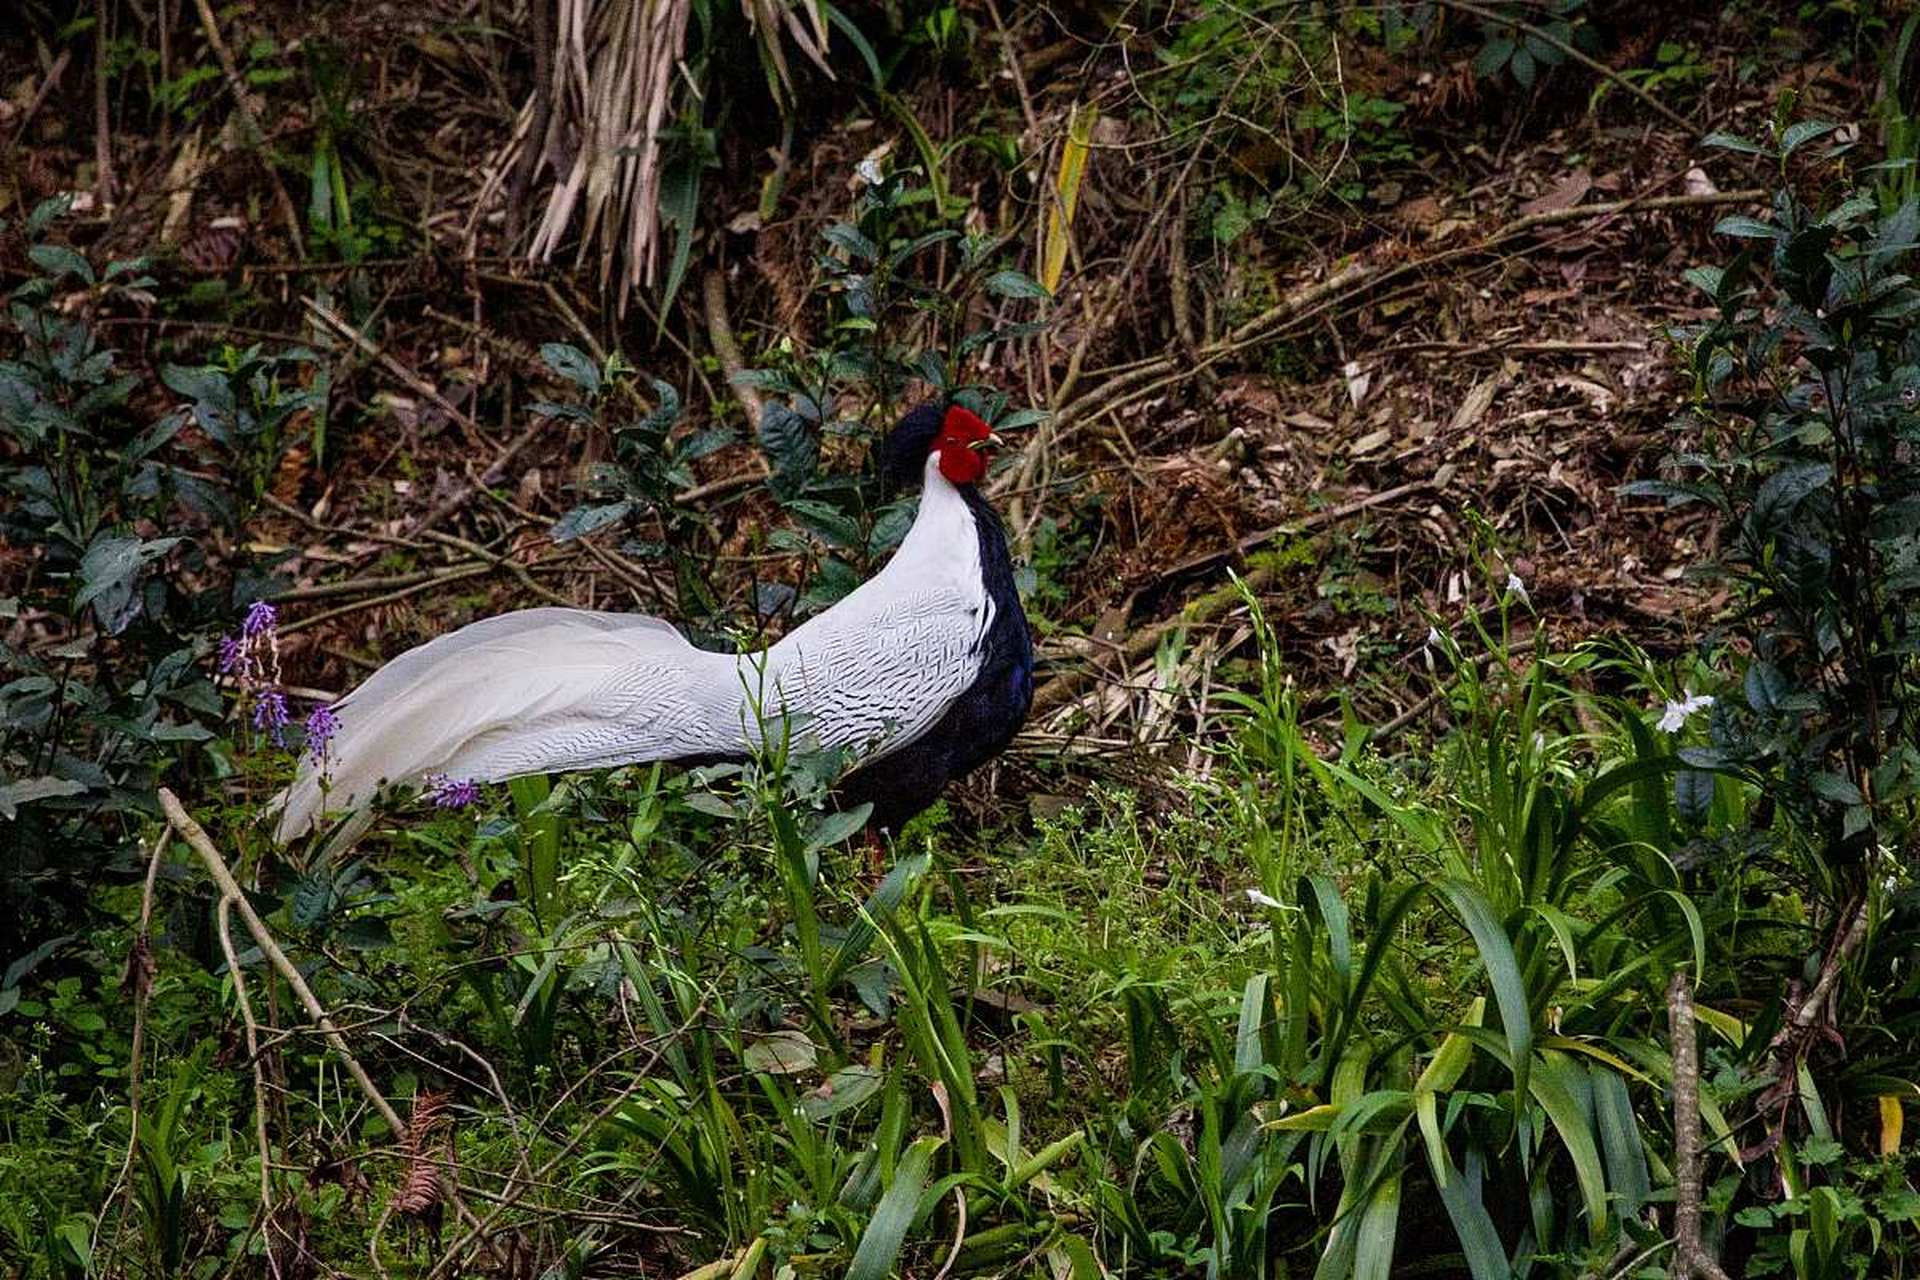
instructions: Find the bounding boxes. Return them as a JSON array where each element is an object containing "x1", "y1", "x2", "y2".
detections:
[{"x1": 6, "y1": 0, "x2": 1920, "y2": 1277}]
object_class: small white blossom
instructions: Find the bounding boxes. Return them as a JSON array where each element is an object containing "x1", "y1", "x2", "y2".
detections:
[
  {"x1": 1505, "y1": 572, "x2": 1529, "y2": 604},
  {"x1": 1657, "y1": 692, "x2": 1715, "y2": 734},
  {"x1": 1246, "y1": 888, "x2": 1284, "y2": 910},
  {"x1": 855, "y1": 157, "x2": 885, "y2": 185},
  {"x1": 1427, "y1": 625, "x2": 1444, "y2": 648}
]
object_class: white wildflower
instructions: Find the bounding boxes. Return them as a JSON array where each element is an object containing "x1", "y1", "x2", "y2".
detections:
[
  {"x1": 1427, "y1": 625, "x2": 1444, "y2": 648},
  {"x1": 855, "y1": 157, "x2": 885, "y2": 186},
  {"x1": 1246, "y1": 888, "x2": 1284, "y2": 910},
  {"x1": 1657, "y1": 692, "x2": 1715, "y2": 734},
  {"x1": 1505, "y1": 572, "x2": 1529, "y2": 605}
]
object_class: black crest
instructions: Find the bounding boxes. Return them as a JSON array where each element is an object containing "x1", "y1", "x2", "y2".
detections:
[{"x1": 875, "y1": 402, "x2": 948, "y2": 494}]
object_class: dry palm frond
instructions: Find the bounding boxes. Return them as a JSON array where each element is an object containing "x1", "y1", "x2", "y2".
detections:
[{"x1": 475, "y1": 0, "x2": 835, "y2": 315}]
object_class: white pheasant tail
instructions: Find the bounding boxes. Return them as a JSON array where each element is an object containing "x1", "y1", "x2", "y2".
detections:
[{"x1": 271, "y1": 452, "x2": 993, "y2": 843}]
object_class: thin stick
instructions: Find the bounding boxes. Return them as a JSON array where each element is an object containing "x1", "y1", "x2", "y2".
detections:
[
  {"x1": 1667, "y1": 970, "x2": 1733, "y2": 1280},
  {"x1": 155, "y1": 789, "x2": 507, "y2": 1267},
  {"x1": 275, "y1": 563, "x2": 494, "y2": 636},
  {"x1": 159, "y1": 789, "x2": 405, "y2": 1134},
  {"x1": 420, "y1": 529, "x2": 573, "y2": 606},
  {"x1": 8, "y1": 48, "x2": 70, "y2": 143},
  {"x1": 188, "y1": 0, "x2": 304, "y2": 257},
  {"x1": 216, "y1": 895, "x2": 284, "y2": 1279},
  {"x1": 302, "y1": 298, "x2": 488, "y2": 451},
  {"x1": 271, "y1": 565, "x2": 490, "y2": 604},
  {"x1": 92, "y1": 0, "x2": 114, "y2": 209},
  {"x1": 94, "y1": 823, "x2": 171, "y2": 1264},
  {"x1": 703, "y1": 268, "x2": 763, "y2": 428},
  {"x1": 1045, "y1": 187, "x2": 1765, "y2": 443}
]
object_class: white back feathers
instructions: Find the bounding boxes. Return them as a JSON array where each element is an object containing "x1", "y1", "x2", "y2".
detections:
[{"x1": 271, "y1": 454, "x2": 989, "y2": 843}]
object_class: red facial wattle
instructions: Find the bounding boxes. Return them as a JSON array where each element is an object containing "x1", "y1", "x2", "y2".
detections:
[{"x1": 935, "y1": 405, "x2": 993, "y2": 485}]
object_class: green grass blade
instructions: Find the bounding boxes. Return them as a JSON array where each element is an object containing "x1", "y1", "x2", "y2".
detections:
[
  {"x1": 1528, "y1": 1051, "x2": 1611, "y2": 1242},
  {"x1": 1352, "y1": 1145, "x2": 1404, "y2": 1280}
]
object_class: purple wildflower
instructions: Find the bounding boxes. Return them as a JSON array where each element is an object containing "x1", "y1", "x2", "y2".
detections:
[
  {"x1": 242, "y1": 599, "x2": 278, "y2": 638},
  {"x1": 217, "y1": 634, "x2": 244, "y2": 675},
  {"x1": 304, "y1": 704, "x2": 341, "y2": 764},
  {"x1": 252, "y1": 688, "x2": 290, "y2": 746},
  {"x1": 425, "y1": 773, "x2": 480, "y2": 809}
]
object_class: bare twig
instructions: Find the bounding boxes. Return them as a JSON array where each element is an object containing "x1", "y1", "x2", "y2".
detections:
[
  {"x1": 1044, "y1": 187, "x2": 1764, "y2": 447},
  {"x1": 271, "y1": 565, "x2": 490, "y2": 604},
  {"x1": 188, "y1": 0, "x2": 304, "y2": 257},
  {"x1": 8, "y1": 48, "x2": 70, "y2": 143},
  {"x1": 703, "y1": 268, "x2": 763, "y2": 428},
  {"x1": 1792, "y1": 895, "x2": 1870, "y2": 1033},
  {"x1": 274, "y1": 562, "x2": 495, "y2": 636},
  {"x1": 1031, "y1": 479, "x2": 1437, "y2": 717},
  {"x1": 216, "y1": 895, "x2": 284, "y2": 1278},
  {"x1": 1667, "y1": 970, "x2": 1733, "y2": 1280},
  {"x1": 92, "y1": 0, "x2": 114, "y2": 209},
  {"x1": 154, "y1": 789, "x2": 505, "y2": 1266},
  {"x1": 95, "y1": 823, "x2": 171, "y2": 1263},
  {"x1": 158, "y1": 789, "x2": 407, "y2": 1135},
  {"x1": 420, "y1": 529, "x2": 573, "y2": 606},
  {"x1": 302, "y1": 298, "x2": 488, "y2": 451}
]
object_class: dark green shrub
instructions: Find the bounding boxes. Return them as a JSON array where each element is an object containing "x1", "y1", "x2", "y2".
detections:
[{"x1": 0, "y1": 199, "x2": 312, "y2": 952}]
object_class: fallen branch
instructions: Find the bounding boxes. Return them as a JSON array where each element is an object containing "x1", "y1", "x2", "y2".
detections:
[
  {"x1": 158, "y1": 789, "x2": 407, "y2": 1135},
  {"x1": 275, "y1": 562, "x2": 494, "y2": 637},
  {"x1": 704, "y1": 268, "x2": 764, "y2": 429}
]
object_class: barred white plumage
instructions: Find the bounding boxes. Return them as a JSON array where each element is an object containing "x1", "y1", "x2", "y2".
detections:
[{"x1": 270, "y1": 414, "x2": 1026, "y2": 843}]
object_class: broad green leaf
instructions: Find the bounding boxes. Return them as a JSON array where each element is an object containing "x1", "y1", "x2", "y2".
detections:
[
  {"x1": 1715, "y1": 214, "x2": 1782, "y2": 239},
  {"x1": 1352, "y1": 1148, "x2": 1404, "y2": 1280},
  {"x1": 845, "y1": 1135, "x2": 942, "y2": 1280},
  {"x1": 984, "y1": 270, "x2": 1050, "y2": 299},
  {"x1": 1426, "y1": 1137, "x2": 1510, "y2": 1280},
  {"x1": 1674, "y1": 768, "x2": 1715, "y2": 823},
  {"x1": 806, "y1": 803, "x2": 872, "y2": 852},
  {"x1": 550, "y1": 502, "x2": 632, "y2": 542},
  {"x1": 1780, "y1": 119, "x2": 1842, "y2": 159},
  {"x1": 801, "y1": 1064, "x2": 885, "y2": 1121},
  {"x1": 1435, "y1": 879, "x2": 1532, "y2": 1105},
  {"x1": 758, "y1": 403, "x2": 818, "y2": 500},
  {"x1": 1702, "y1": 129, "x2": 1767, "y2": 154},
  {"x1": 539, "y1": 343, "x2": 600, "y2": 396},
  {"x1": 0, "y1": 775, "x2": 88, "y2": 819},
  {"x1": 28, "y1": 244, "x2": 93, "y2": 285},
  {"x1": 1591, "y1": 1068, "x2": 1651, "y2": 1220}
]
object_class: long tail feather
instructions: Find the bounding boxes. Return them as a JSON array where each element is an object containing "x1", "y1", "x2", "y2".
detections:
[{"x1": 272, "y1": 609, "x2": 746, "y2": 842}]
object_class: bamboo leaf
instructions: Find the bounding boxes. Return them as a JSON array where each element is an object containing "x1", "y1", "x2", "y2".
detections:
[{"x1": 1041, "y1": 104, "x2": 1096, "y2": 294}]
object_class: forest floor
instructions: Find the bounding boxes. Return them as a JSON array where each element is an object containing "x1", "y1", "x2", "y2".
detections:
[{"x1": 5, "y1": 1, "x2": 1867, "y2": 768}]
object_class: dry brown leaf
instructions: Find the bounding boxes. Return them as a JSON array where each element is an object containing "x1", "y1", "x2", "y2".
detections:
[
  {"x1": 1448, "y1": 376, "x2": 1500, "y2": 434},
  {"x1": 1520, "y1": 170, "x2": 1593, "y2": 217}
]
